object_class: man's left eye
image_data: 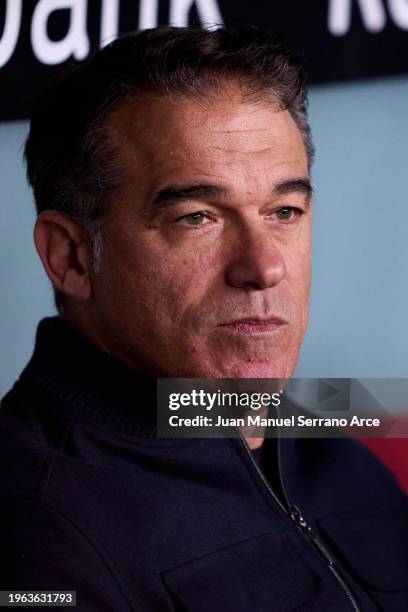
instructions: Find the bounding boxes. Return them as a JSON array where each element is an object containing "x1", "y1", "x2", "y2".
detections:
[
  {"x1": 177, "y1": 213, "x2": 212, "y2": 226},
  {"x1": 274, "y1": 207, "x2": 301, "y2": 222}
]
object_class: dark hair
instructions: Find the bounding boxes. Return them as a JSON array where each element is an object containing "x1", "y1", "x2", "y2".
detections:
[{"x1": 25, "y1": 26, "x2": 314, "y2": 311}]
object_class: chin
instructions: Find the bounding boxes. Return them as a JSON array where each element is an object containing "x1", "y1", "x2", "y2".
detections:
[
  {"x1": 170, "y1": 341, "x2": 300, "y2": 379},
  {"x1": 224, "y1": 361, "x2": 294, "y2": 379},
  {"x1": 183, "y1": 359, "x2": 296, "y2": 380}
]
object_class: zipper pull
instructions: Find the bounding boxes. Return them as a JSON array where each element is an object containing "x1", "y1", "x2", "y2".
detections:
[
  {"x1": 290, "y1": 505, "x2": 361, "y2": 612},
  {"x1": 289, "y1": 505, "x2": 335, "y2": 566}
]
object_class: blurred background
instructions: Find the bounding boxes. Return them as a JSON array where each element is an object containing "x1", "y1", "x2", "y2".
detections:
[{"x1": 1, "y1": 1, "x2": 407, "y2": 394}]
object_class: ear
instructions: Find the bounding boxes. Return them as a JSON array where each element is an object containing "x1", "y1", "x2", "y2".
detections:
[{"x1": 34, "y1": 210, "x2": 93, "y2": 301}]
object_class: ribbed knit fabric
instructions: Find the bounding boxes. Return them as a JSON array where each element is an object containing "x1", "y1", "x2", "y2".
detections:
[{"x1": 18, "y1": 317, "x2": 159, "y2": 437}]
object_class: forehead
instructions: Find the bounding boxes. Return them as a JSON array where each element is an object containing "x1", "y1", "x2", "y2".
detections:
[{"x1": 108, "y1": 91, "x2": 308, "y2": 191}]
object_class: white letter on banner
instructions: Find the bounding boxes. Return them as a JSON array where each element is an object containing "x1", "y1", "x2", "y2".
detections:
[
  {"x1": 100, "y1": 0, "x2": 120, "y2": 47},
  {"x1": 388, "y1": 0, "x2": 408, "y2": 29},
  {"x1": 169, "y1": 0, "x2": 223, "y2": 28},
  {"x1": 0, "y1": 0, "x2": 22, "y2": 69},
  {"x1": 31, "y1": 0, "x2": 90, "y2": 65},
  {"x1": 328, "y1": 0, "x2": 386, "y2": 35},
  {"x1": 139, "y1": 0, "x2": 159, "y2": 29}
]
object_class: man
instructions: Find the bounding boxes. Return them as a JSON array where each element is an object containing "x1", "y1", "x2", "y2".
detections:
[{"x1": 0, "y1": 26, "x2": 407, "y2": 611}]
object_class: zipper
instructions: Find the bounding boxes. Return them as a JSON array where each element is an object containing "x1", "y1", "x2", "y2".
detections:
[
  {"x1": 289, "y1": 504, "x2": 361, "y2": 612},
  {"x1": 238, "y1": 430, "x2": 361, "y2": 612}
]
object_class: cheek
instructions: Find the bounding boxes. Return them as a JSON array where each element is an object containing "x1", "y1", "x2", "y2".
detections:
[
  {"x1": 281, "y1": 243, "x2": 311, "y2": 336},
  {"x1": 286, "y1": 247, "x2": 311, "y2": 293},
  {"x1": 152, "y1": 249, "x2": 216, "y2": 300},
  {"x1": 99, "y1": 235, "x2": 219, "y2": 326}
]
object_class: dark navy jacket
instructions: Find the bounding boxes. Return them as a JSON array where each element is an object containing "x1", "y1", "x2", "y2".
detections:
[{"x1": 1, "y1": 317, "x2": 407, "y2": 611}]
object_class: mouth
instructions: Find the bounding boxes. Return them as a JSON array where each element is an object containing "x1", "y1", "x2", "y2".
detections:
[{"x1": 217, "y1": 317, "x2": 288, "y2": 335}]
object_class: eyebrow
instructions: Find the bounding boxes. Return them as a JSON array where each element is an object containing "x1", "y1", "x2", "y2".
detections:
[
  {"x1": 275, "y1": 178, "x2": 313, "y2": 202},
  {"x1": 147, "y1": 184, "x2": 228, "y2": 215},
  {"x1": 146, "y1": 177, "x2": 313, "y2": 217}
]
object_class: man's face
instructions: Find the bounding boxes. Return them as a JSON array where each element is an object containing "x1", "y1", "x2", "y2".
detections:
[{"x1": 90, "y1": 89, "x2": 312, "y2": 378}]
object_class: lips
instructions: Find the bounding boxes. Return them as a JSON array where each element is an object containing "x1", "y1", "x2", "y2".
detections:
[{"x1": 218, "y1": 317, "x2": 287, "y2": 334}]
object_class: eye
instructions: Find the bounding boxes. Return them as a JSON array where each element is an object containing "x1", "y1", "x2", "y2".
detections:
[
  {"x1": 274, "y1": 207, "x2": 302, "y2": 222},
  {"x1": 177, "y1": 212, "x2": 213, "y2": 227}
]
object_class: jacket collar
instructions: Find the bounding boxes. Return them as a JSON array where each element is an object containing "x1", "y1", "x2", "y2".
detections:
[
  {"x1": 18, "y1": 317, "x2": 298, "y2": 461},
  {"x1": 19, "y1": 316, "x2": 158, "y2": 437}
]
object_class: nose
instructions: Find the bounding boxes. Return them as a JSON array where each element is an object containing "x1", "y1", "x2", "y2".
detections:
[{"x1": 225, "y1": 226, "x2": 286, "y2": 290}]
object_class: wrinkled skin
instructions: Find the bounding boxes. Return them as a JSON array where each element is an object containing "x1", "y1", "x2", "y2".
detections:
[{"x1": 86, "y1": 89, "x2": 312, "y2": 378}]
